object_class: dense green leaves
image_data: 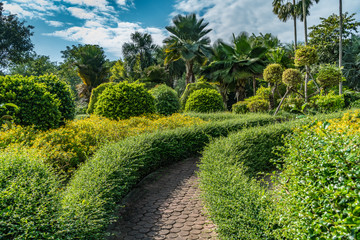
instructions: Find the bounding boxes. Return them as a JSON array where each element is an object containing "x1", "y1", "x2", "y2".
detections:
[
  {"x1": 149, "y1": 84, "x2": 180, "y2": 116},
  {"x1": 185, "y1": 88, "x2": 225, "y2": 113}
]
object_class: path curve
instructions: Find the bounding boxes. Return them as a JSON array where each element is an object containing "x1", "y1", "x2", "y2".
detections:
[{"x1": 107, "y1": 158, "x2": 217, "y2": 240}]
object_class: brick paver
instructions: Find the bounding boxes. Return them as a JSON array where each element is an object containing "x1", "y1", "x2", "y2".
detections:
[{"x1": 107, "y1": 158, "x2": 217, "y2": 239}]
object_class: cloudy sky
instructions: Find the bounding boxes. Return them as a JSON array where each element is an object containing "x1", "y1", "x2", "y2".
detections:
[{"x1": 3, "y1": 0, "x2": 360, "y2": 63}]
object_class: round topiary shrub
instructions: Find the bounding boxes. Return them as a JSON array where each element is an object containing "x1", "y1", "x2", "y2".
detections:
[
  {"x1": 94, "y1": 82, "x2": 155, "y2": 120},
  {"x1": 263, "y1": 64, "x2": 283, "y2": 84},
  {"x1": 232, "y1": 101, "x2": 249, "y2": 114},
  {"x1": 0, "y1": 75, "x2": 61, "y2": 130},
  {"x1": 87, "y1": 82, "x2": 115, "y2": 114},
  {"x1": 282, "y1": 69, "x2": 303, "y2": 88},
  {"x1": 0, "y1": 148, "x2": 60, "y2": 239},
  {"x1": 185, "y1": 88, "x2": 225, "y2": 113},
  {"x1": 33, "y1": 74, "x2": 75, "y2": 122},
  {"x1": 294, "y1": 45, "x2": 318, "y2": 67},
  {"x1": 149, "y1": 84, "x2": 180, "y2": 116},
  {"x1": 316, "y1": 64, "x2": 343, "y2": 89},
  {"x1": 180, "y1": 82, "x2": 217, "y2": 109}
]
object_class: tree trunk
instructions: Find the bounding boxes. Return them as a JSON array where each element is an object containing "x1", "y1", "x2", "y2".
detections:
[
  {"x1": 302, "y1": 0, "x2": 308, "y2": 45},
  {"x1": 339, "y1": 0, "x2": 343, "y2": 94},
  {"x1": 293, "y1": 0, "x2": 297, "y2": 50},
  {"x1": 235, "y1": 79, "x2": 246, "y2": 102},
  {"x1": 269, "y1": 84, "x2": 276, "y2": 110},
  {"x1": 185, "y1": 61, "x2": 195, "y2": 85},
  {"x1": 253, "y1": 76, "x2": 256, "y2": 96},
  {"x1": 274, "y1": 88, "x2": 291, "y2": 115}
]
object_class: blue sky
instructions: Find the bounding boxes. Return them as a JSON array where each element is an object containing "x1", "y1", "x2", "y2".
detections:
[{"x1": 3, "y1": 0, "x2": 360, "y2": 63}]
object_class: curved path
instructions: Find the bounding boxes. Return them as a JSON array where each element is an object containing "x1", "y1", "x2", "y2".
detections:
[{"x1": 107, "y1": 158, "x2": 217, "y2": 240}]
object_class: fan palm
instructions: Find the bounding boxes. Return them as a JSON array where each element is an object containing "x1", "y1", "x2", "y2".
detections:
[
  {"x1": 164, "y1": 14, "x2": 212, "y2": 85},
  {"x1": 122, "y1": 31, "x2": 158, "y2": 72}
]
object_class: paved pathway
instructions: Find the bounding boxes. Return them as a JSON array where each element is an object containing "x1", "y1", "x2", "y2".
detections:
[{"x1": 107, "y1": 158, "x2": 217, "y2": 240}]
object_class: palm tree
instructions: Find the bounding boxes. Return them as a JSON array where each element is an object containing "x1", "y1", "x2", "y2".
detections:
[
  {"x1": 216, "y1": 33, "x2": 268, "y2": 102},
  {"x1": 164, "y1": 14, "x2": 212, "y2": 85},
  {"x1": 273, "y1": 0, "x2": 299, "y2": 49},
  {"x1": 71, "y1": 45, "x2": 110, "y2": 101},
  {"x1": 122, "y1": 31, "x2": 158, "y2": 72},
  {"x1": 339, "y1": 0, "x2": 343, "y2": 94}
]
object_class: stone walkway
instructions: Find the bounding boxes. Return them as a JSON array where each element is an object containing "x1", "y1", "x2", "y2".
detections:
[{"x1": 107, "y1": 158, "x2": 218, "y2": 240}]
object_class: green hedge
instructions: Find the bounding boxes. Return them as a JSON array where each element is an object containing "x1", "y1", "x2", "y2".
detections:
[
  {"x1": 57, "y1": 114, "x2": 282, "y2": 239},
  {"x1": 185, "y1": 88, "x2": 225, "y2": 113},
  {"x1": 149, "y1": 84, "x2": 180, "y2": 116},
  {"x1": 198, "y1": 111, "x2": 348, "y2": 239},
  {"x1": 0, "y1": 148, "x2": 60, "y2": 239},
  {"x1": 87, "y1": 82, "x2": 115, "y2": 114}
]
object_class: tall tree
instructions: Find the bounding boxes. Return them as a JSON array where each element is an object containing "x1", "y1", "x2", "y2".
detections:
[
  {"x1": 272, "y1": 0, "x2": 299, "y2": 49},
  {"x1": 0, "y1": 2, "x2": 34, "y2": 73},
  {"x1": 62, "y1": 44, "x2": 110, "y2": 102},
  {"x1": 9, "y1": 53, "x2": 58, "y2": 76},
  {"x1": 164, "y1": 14, "x2": 212, "y2": 85},
  {"x1": 339, "y1": 0, "x2": 343, "y2": 94},
  {"x1": 122, "y1": 31, "x2": 158, "y2": 74}
]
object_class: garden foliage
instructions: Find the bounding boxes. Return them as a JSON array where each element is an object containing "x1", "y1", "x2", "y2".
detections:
[
  {"x1": 149, "y1": 84, "x2": 180, "y2": 116},
  {"x1": 87, "y1": 82, "x2": 115, "y2": 114},
  {"x1": 185, "y1": 88, "x2": 224, "y2": 113},
  {"x1": 180, "y1": 82, "x2": 217, "y2": 108}
]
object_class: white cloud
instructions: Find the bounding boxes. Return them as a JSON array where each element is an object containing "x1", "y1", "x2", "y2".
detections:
[
  {"x1": 45, "y1": 21, "x2": 167, "y2": 58},
  {"x1": 116, "y1": 0, "x2": 126, "y2": 6},
  {"x1": 3, "y1": 0, "x2": 62, "y2": 19},
  {"x1": 172, "y1": 0, "x2": 360, "y2": 44},
  {"x1": 2, "y1": 2, "x2": 35, "y2": 18},
  {"x1": 63, "y1": 0, "x2": 109, "y2": 10},
  {"x1": 67, "y1": 7, "x2": 97, "y2": 19},
  {"x1": 46, "y1": 20, "x2": 64, "y2": 27}
]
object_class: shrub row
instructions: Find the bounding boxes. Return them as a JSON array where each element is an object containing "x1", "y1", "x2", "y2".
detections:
[
  {"x1": 198, "y1": 111, "x2": 348, "y2": 239},
  {"x1": 56, "y1": 114, "x2": 282, "y2": 239}
]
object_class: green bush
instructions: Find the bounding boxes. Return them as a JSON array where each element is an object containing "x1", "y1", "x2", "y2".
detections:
[
  {"x1": 274, "y1": 113, "x2": 360, "y2": 239},
  {"x1": 350, "y1": 99, "x2": 360, "y2": 108},
  {"x1": 183, "y1": 112, "x2": 273, "y2": 121},
  {"x1": 149, "y1": 84, "x2": 180, "y2": 115},
  {"x1": 87, "y1": 82, "x2": 115, "y2": 114},
  {"x1": 316, "y1": 64, "x2": 343, "y2": 89},
  {"x1": 94, "y1": 82, "x2": 155, "y2": 120},
  {"x1": 57, "y1": 114, "x2": 281, "y2": 239},
  {"x1": 185, "y1": 89, "x2": 224, "y2": 113},
  {"x1": 232, "y1": 101, "x2": 249, "y2": 114},
  {"x1": 33, "y1": 74, "x2": 75, "y2": 122},
  {"x1": 282, "y1": 68, "x2": 302, "y2": 88},
  {"x1": 294, "y1": 45, "x2": 318, "y2": 67},
  {"x1": 263, "y1": 63, "x2": 283, "y2": 84},
  {"x1": 343, "y1": 90, "x2": 360, "y2": 107},
  {"x1": 313, "y1": 91, "x2": 345, "y2": 112},
  {"x1": 245, "y1": 97, "x2": 269, "y2": 112},
  {"x1": 0, "y1": 75, "x2": 61, "y2": 130},
  {"x1": 0, "y1": 148, "x2": 60, "y2": 239},
  {"x1": 180, "y1": 82, "x2": 217, "y2": 108}
]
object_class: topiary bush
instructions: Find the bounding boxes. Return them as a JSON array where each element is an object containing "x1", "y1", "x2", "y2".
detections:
[
  {"x1": 316, "y1": 64, "x2": 343, "y2": 89},
  {"x1": 94, "y1": 82, "x2": 155, "y2": 120},
  {"x1": 282, "y1": 68, "x2": 303, "y2": 88},
  {"x1": 232, "y1": 101, "x2": 249, "y2": 114},
  {"x1": 263, "y1": 63, "x2": 283, "y2": 84},
  {"x1": 0, "y1": 148, "x2": 60, "y2": 239},
  {"x1": 245, "y1": 97, "x2": 269, "y2": 112},
  {"x1": 180, "y1": 82, "x2": 217, "y2": 109},
  {"x1": 87, "y1": 82, "x2": 115, "y2": 114},
  {"x1": 33, "y1": 74, "x2": 75, "y2": 122},
  {"x1": 185, "y1": 88, "x2": 225, "y2": 113},
  {"x1": 0, "y1": 75, "x2": 61, "y2": 130},
  {"x1": 149, "y1": 84, "x2": 180, "y2": 116},
  {"x1": 294, "y1": 45, "x2": 318, "y2": 67}
]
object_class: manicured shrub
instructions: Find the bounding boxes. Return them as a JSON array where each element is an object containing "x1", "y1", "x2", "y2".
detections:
[
  {"x1": 282, "y1": 68, "x2": 302, "y2": 88},
  {"x1": 294, "y1": 45, "x2": 318, "y2": 67},
  {"x1": 281, "y1": 95, "x2": 304, "y2": 112},
  {"x1": 33, "y1": 74, "x2": 75, "y2": 122},
  {"x1": 313, "y1": 91, "x2": 345, "y2": 112},
  {"x1": 149, "y1": 84, "x2": 180, "y2": 116},
  {"x1": 94, "y1": 82, "x2": 155, "y2": 120},
  {"x1": 183, "y1": 112, "x2": 273, "y2": 121},
  {"x1": 87, "y1": 82, "x2": 115, "y2": 114},
  {"x1": 316, "y1": 64, "x2": 343, "y2": 89},
  {"x1": 185, "y1": 89, "x2": 225, "y2": 113},
  {"x1": 180, "y1": 82, "x2": 217, "y2": 108},
  {"x1": 275, "y1": 111, "x2": 360, "y2": 239},
  {"x1": 57, "y1": 114, "x2": 281, "y2": 239},
  {"x1": 232, "y1": 101, "x2": 249, "y2": 114},
  {"x1": 263, "y1": 63, "x2": 283, "y2": 84},
  {"x1": 0, "y1": 148, "x2": 60, "y2": 239},
  {"x1": 0, "y1": 75, "x2": 61, "y2": 130},
  {"x1": 245, "y1": 97, "x2": 269, "y2": 113}
]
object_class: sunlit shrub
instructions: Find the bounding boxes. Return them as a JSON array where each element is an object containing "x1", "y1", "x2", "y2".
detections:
[
  {"x1": 87, "y1": 82, "x2": 115, "y2": 114},
  {"x1": 149, "y1": 84, "x2": 180, "y2": 115},
  {"x1": 185, "y1": 88, "x2": 225, "y2": 113}
]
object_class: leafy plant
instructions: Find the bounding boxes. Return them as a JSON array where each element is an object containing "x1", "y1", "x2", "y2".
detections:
[
  {"x1": 232, "y1": 101, "x2": 249, "y2": 114},
  {"x1": 95, "y1": 82, "x2": 155, "y2": 120},
  {"x1": 87, "y1": 82, "x2": 115, "y2": 114},
  {"x1": 294, "y1": 45, "x2": 318, "y2": 67},
  {"x1": 316, "y1": 64, "x2": 343, "y2": 89},
  {"x1": 149, "y1": 84, "x2": 180, "y2": 116},
  {"x1": 313, "y1": 90, "x2": 345, "y2": 112},
  {"x1": 185, "y1": 88, "x2": 225, "y2": 113}
]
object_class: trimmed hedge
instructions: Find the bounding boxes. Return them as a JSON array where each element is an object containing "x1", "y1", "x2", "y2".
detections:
[
  {"x1": 0, "y1": 75, "x2": 61, "y2": 130},
  {"x1": 0, "y1": 148, "x2": 60, "y2": 239},
  {"x1": 185, "y1": 89, "x2": 225, "y2": 113},
  {"x1": 87, "y1": 82, "x2": 115, "y2": 114},
  {"x1": 198, "y1": 111, "x2": 348, "y2": 239},
  {"x1": 57, "y1": 114, "x2": 282, "y2": 239},
  {"x1": 180, "y1": 82, "x2": 217, "y2": 109},
  {"x1": 149, "y1": 84, "x2": 180, "y2": 116}
]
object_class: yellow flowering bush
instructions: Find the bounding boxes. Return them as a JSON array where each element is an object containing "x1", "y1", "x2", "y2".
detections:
[{"x1": 0, "y1": 114, "x2": 205, "y2": 177}]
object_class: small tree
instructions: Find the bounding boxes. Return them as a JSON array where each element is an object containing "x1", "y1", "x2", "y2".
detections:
[{"x1": 263, "y1": 64, "x2": 283, "y2": 109}]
